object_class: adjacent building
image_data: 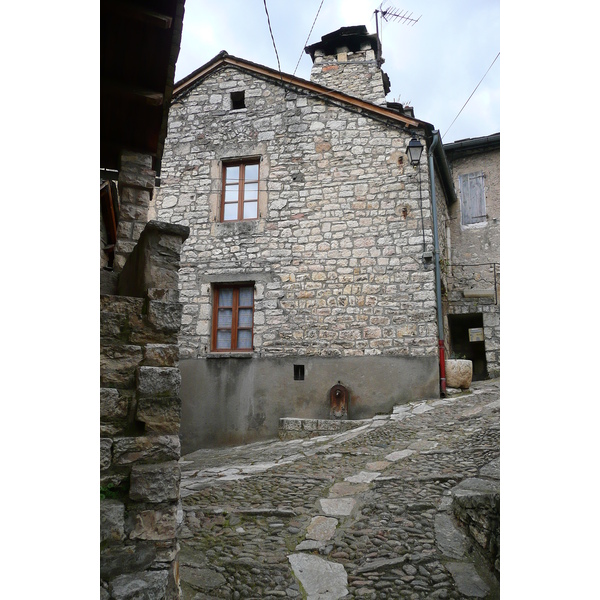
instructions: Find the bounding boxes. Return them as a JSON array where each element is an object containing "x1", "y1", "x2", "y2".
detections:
[{"x1": 443, "y1": 134, "x2": 500, "y2": 380}]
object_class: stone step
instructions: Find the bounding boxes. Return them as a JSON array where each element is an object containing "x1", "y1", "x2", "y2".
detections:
[{"x1": 278, "y1": 417, "x2": 372, "y2": 440}]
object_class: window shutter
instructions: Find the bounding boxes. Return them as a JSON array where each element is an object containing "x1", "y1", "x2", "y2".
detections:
[{"x1": 459, "y1": 172, "x2": 486, "y2": 225}]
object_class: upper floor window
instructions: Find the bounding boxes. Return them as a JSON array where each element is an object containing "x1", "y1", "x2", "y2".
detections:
[
  {"x1": 458, "y1": 172, "x2": 486, "y2": 226},
  {"x1": 222, "y1": 160, "x2": 259, "y2": 221},
  {"x1": 230, "y1": 91, "x2": 246, "y2": 110},
  {"x1": 212, "y1": 284, "x2": 254, "y2": 352}
]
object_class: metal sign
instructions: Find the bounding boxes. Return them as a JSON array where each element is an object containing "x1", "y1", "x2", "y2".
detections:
[{"x1": 469, "y1": 328, "x2": 484, "y2": 342}]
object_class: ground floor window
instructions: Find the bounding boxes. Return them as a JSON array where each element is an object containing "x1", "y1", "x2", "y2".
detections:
[{"x1": 212, "y1": 284, "x2": 254, "y2": 351}]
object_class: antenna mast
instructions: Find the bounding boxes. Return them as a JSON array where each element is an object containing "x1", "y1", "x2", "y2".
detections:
[{"x1": 374, "y1": 3, "x2": 421, "y2": 62}]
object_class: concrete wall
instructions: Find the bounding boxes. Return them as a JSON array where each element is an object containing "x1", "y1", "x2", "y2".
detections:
[{"x1": 179, "y1": 355, "x2": 438, "y2": 451}]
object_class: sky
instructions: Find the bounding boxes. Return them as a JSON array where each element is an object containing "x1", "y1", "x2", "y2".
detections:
[{"x1": 174, "y1": 0, "x2": 500, "y2": 144}]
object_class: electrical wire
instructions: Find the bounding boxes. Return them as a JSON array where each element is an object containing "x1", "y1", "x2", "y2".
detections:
[
  {"x1": 442, "y1": 52, "x2": 500, "y2": 141},
  {"x1": 293, "y1": 0, "x2": 325, "y2": 76},
  {"x1": 262, "y1": 0, "x2": 282, "y2": 74}
]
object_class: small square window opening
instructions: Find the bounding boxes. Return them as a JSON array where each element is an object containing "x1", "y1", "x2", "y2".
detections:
[
  {"x1": 293, "y1": 365, "x2": 305, "y2": 381},
  {"x1": 231, "y1": 91, "x2": 245, "y2": 110}
]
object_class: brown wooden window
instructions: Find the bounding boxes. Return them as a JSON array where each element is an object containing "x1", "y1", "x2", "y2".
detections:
[
  {"x1": 212, "y1": 285, "x2": 254, "y2": 351},
  {"x1": 221, "y1": 160, "x2": 260, "y2": 221}
]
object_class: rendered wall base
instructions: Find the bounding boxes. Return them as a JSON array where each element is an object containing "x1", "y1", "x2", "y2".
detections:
[{"x1": 179, "y1": 355, "x2": 439, "y2": 452}]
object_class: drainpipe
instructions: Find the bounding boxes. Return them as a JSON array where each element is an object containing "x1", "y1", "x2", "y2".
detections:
[{"x1": 427, "y1": 130, "x2": 446, "y2": 396}]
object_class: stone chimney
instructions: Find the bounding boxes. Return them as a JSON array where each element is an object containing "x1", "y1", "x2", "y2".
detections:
[{"x1": 304, "y1": 26, "x2": 391, "y2": 106}]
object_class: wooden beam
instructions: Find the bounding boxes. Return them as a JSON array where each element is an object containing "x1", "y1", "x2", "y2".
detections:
[
  {"x1": 103, "y1": 0, "x2": 173, "y2": 29},
  {"x1": 102, "y1": 79, "x2": 165, "y2": 106}
]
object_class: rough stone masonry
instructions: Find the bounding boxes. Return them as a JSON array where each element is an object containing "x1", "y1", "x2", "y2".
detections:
[{"x1": 152, "y1": 32, "x2": 453, "y2": 447}]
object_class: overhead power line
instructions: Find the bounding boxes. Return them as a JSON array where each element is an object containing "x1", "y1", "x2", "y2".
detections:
[
  {"x1": 442, "y1": 52, "x2": 500, "y2": 141},
  {"x1": 262, "y1": 0, "x2": 282, "y2": 73},
  {"x1": 293, "y1": 0, "x2": 325, "y2": 76}
]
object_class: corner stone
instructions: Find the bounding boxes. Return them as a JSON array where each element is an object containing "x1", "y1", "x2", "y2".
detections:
[
  {"x1": 109, "y1": 570, "x2": 169, "y2": 600},
  {"x1": 129, "y1": 461, "x2": 180, "y2": 503}
]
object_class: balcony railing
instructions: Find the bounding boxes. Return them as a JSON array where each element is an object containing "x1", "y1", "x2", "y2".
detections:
[{"x1": 445, "y1": 262, "x2": 500, "y2": 305}]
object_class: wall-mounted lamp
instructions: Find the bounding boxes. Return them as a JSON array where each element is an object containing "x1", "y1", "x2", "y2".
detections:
[{"x1": 406, "y1": 137, "x2": 424, "y2": 166}]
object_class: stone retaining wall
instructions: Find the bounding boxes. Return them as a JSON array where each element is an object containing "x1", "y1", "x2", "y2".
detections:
[{"x1": 100, "y1": 221, "x2": 189, "y2": 600}]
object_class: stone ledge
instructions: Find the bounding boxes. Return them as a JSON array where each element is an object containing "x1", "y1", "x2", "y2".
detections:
[{"x1": 278, "y1": 417, "x2": 371, "y2": 440}]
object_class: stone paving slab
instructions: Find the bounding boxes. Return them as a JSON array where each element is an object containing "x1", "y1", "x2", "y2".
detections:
[{"x1": 178, "y1": 379, "x2": 500, "y2": 599}]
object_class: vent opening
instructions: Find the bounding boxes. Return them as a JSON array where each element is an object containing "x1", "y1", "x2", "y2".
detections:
[{"x1": 293, "y1": 365, "x2": 305, "y2": 381}]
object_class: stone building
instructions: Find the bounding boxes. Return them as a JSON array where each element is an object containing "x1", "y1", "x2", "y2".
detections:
[
  {"x1": 443, "y1": 134, "x2": 500, "y2": 379},
  {"x1": 100, "y1": 1, "x2": 189, "y2": 599},
  {"x1": 153, "y1": 25, "x2": 497, "y2": 452}
]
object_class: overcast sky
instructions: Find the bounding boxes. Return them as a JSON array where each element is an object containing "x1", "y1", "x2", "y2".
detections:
[{"x1": 174, "y1": 0, "x2": 500, "y2": 144}]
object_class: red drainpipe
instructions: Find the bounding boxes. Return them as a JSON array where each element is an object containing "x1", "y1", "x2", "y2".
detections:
[{"x1": 439, "y1": 340, "x2": 447, "y2": 396}]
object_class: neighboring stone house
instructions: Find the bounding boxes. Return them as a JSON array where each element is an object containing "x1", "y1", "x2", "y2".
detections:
[
  {"x1": 443, "y1": 134, "x2": 500, "y2": 379},
  {"x1": 153, "y1": 25, "x2": 492, "y2": 452}
]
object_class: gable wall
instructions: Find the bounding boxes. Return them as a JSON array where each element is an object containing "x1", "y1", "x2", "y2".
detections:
[{"x1": 154, "y1": 66, "x2": 441, "y2": 448}]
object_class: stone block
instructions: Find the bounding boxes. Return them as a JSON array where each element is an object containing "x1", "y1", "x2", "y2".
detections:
[
  {"x1": 109, "y1": 570, "x2": 169, "y2": 600},
  {"x1": 279, "y1": 418, "x2": 302, "y2": 431},
  {"x1": 100, "y1": 499, "x2": 125, "y2": 543},
  {"x1": 180, "y1": 566, "x2": 226, "y2": 592},
  {"x1": 136, "y1": 396, "x2": 180, "y2": 434},
  {"x1": 128, "y1": 505, "x2": 179, "y2": 541},
  {"x1": 112, "y1": 435, "x2": 180, "y2": 465},
  {"x1": 100, "y1": 542, "x2": 157, "y2": 579},
  {"x1": 142, "y1": 343, "x2": 179, "y2": 367},
  {"x1": 288, "y1": 554, "x2": 348, "y2": 599},
  {"x1": 101, "y1": 345, "x2": 144, "y2": 388},
  {"x1": 306, "y1": 516, "x2": 338, "y2": 541},
  {"x1": 100, "y1": 438, "x2": 112, "y2": 470},
  {"x1": 317, "y1": 419, "x2": 340, "y2": 432},
  {"x1": 445, "y1": 359, "x2": 473, "y2": 389},
  {"x1": 129, "y1": 461, "x2": 180, "y2": 503},
  {"x1": 147, "y1": 301, "x2": 182, "y2": 333},
  {"x1": 136, "y1": 367, "x2": 181, "y2": 398},
  {"x1": 100, "y1": 388, "x2": 128, "y2": 420},
  {"x1": 118, "y1": 221, "x2": 189, "y2": 298},
  {"x1": 301, "y1": 419, "x2": 318, "y2": 431}
]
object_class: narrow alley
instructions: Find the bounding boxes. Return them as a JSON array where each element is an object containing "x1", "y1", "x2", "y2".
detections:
[{"x1": 177, "y1": 380, "x2": 500, "y2": 599}]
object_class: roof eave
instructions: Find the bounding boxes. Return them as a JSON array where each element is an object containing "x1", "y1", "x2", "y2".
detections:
[{"x1": 172, "y1": 53, "x2": 427, "y2": 130}]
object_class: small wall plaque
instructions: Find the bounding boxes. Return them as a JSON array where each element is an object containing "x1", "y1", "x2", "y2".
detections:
[{"x1": 469, "y1": 327, "x2": 484, "y2": 342}]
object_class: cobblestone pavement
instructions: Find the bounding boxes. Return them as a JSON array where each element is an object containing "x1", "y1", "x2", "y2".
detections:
[{"x1": 177, "y1": 379, "x2": 500, "y2": 599}]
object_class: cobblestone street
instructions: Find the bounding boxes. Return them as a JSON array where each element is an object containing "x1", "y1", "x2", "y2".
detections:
[{"x1": 177, "y1": 380, "x2": 500, "y2": 599}]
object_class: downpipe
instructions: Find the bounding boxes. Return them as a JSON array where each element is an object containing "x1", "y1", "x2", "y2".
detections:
[{"x1": 428, "y1": 131, "x2": 447, "y2": 397}]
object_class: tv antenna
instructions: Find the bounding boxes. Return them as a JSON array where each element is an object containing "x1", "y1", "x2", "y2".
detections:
[
  {"x1": 374, "y1": 4, "x2": 421, "y2": 62},
  {"x1": 375, "y1": 4, "x2": 421, "y2": 29}
]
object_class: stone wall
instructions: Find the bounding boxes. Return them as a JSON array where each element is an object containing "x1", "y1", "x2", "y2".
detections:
[
  {"x1": 309, "y1": 47, "x2": 387, "y2": 105},
  {"x1": 156, "y1": 66, "x2": 441, "y2": 361},
  {"x1": 100, "y1": 221, "x2": 189, "y2": 600},
  {"x1": 445, "y1": 144, "x2": 500, "y2": 377},
  {"x1": 152, "y1": 62, "x2": 452, "y2": 449}
]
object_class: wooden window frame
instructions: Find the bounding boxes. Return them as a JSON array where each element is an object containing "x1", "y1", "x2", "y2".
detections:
[
  {"x1": 212, "y1": 284, "x2": 255, "y2": 352},
  {"x1": 221, "y1": 159, "x2": 260, "y2": 222}
]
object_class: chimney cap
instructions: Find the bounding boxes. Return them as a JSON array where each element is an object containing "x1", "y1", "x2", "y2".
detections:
[{"x1": 305, "y1": 25, "x2": 379, "y2": 61}]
